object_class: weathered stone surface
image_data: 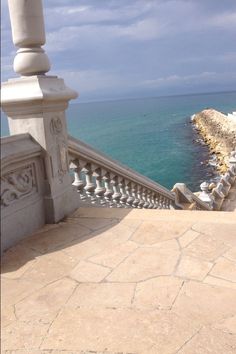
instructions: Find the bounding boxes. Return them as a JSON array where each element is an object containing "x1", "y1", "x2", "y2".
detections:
[
  {"x1": 21, "y1": 257, "x2": 72, "y2": 285},
  {"x1": 131, "y1": 220, "x2": 191, "y2": 245},
  {"x1": 2, "y1": 320, "x2": 49, "y2": 351},
  {"x1": 213, "y1": 314, "x2": 236, "y2": 334},
  {"x1": 176, "y1": 255, "x2": 213, "y2": 280},
  {"x1": 2, "y1": 207, "x2": 236, "y2": 352},
  {"x1": 223, "y1": 246, "x2": 236, "y2": 262},
  {"x1": 41, "y1": 308, "x2": 200, "y2": 353},
  {"x1": 178, "y1": 229, "x2": 200, "y2": 248},
  {"x1": 70, "y1": 261, "x2": 111, "y2": 282},
  {"x1": 203, "y1": 275, "x2": 236, "y2": 289},
  {"x1": 173, "y1": 281, "x2": 236, "y2": 325},
  {"x1": 133, "y1": 276, "x2": 184, "y2": 310},
  {"x1": 1, "y1": 244, "x2": 39, "y2": 279},
  {"x1": 177, "y1": 326, "x2": 236, "y2": 354},
  {"x1": 21, "y1": 223, "x2": 90, "y2": 254},
  {"x1": 1, "y1": 305, "x2": 16, "y2": 328},
  {"x1": 192, "y1": 223, "x2": 236, "y2": 247},
  {"x1": 1, "y1": 277, "x2": 44, "y2": 306},
  {"x1": 67, "y1": 283, "x2": 135, "y2": 308},
  {"x1": 88, "y1": 241, "x2": 138, "y2": 268},
  {"x1": 183, "y1": 234, "x2": 229, "y2": 261},
  {"x1": 210, "y1": 257, "x2": 236, "y2": 282},
  {"x1": 68, "y1": 215, "x2": 116, "y2": 231},
  {"x1": 15, "y1": 278, "x2": 77, "y2": 324},
  {"x1": 106, "y1": 247, "x2": 179, "y2": 282}
]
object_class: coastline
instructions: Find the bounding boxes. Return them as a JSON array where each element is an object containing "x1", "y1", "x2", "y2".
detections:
[{"x1": 191, "y1": 109, "x2": 236, "y2": 174}]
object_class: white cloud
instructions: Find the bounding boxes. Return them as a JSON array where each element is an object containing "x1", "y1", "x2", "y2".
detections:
[{"x1": 142, "y1": 71, "x2": 236, "y2": 88}]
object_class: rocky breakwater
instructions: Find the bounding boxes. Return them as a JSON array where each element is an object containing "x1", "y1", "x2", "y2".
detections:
[{"x1": 192, "y1": 108, "x2": 236, "y2": 174}]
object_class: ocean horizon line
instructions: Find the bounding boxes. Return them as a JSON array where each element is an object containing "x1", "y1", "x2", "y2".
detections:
[{"x1": 71, "y1": 89, "x2": 236, "y2": 105}]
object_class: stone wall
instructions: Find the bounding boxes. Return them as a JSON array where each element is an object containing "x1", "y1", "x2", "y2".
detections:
[{"x1": 192, "y1": 109, "x2": 236, "y2": 173}]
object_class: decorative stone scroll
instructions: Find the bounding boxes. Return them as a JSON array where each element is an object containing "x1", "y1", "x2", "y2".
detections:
[
  {"x1": 50, "y1": 116, "x2": 63, "y2": 135},
  {"x1": 1, "y1": 164, "x2": 37, "y2": 207}
]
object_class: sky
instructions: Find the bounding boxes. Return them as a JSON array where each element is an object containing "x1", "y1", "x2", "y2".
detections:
[{"x1": 1, "y1": 0, "x2": 236, "y2": 102}]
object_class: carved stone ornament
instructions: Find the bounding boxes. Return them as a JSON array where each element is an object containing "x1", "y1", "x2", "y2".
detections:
[
  {"x1": 57, "y1": 141, "x2": 69, "y2": 183},
  {"x1": 1, "y1": 165, "x2": 37, "y2": 207},
  {"x1": 50, "y1": 116, "x2": 63, "y2": 135}
]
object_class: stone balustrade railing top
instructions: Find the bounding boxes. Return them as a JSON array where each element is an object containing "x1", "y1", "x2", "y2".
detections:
[{"x1": 68, "y1": 136, "x2": 181, "y2": 210}]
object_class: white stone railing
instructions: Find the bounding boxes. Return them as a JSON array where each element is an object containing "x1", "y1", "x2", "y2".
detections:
[
  {"x1": 209, "y1": 151, "x2": 236, "y2": 210},
  {"x1": 1, "y1": 134, "x2": 46, "y2": 250},
  {"x1": 68, "y1": 135, "x2": 182, "y2": 210},
  {"x1": 172, "y1": 183, "x2": 212, "y2": 211}
]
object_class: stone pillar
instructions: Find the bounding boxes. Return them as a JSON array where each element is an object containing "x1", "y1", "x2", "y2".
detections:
[
  {"x1": 1, "y1": 0, "x2": 79, "y2": 222},
  {"x1": 198, "y1": 181, "x2": 213, "y2": 209}
]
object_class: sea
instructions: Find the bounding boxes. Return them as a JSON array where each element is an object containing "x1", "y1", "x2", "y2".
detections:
[{"x1": 1, "y1": 91, "x2": 236, "y2": 191}]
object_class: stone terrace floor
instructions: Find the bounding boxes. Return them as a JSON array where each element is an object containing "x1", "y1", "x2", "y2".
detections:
[{"x1": 1, "y1": 207, "x2": 236, "y2": 354}]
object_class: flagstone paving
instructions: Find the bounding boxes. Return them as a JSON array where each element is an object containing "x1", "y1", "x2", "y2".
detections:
[{"x1": 1, "y1": 207, "x2": 236, "y2": 353}]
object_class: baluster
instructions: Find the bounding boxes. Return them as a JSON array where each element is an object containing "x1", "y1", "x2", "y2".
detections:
[
  {"x1": 151, "y1": 192, "x2": 157, "y2": 209},
  {"x1": 155, "y1": 194, "x2": 161, "y2": 209},
  {"x1": 143, "y1": 189, "x2": 149, "y2": 208},
  {"x1": 126, "y1": 182, "x2": 134, "y2": 207},
  {"x1": 147, "y1": 191, "x2": 153, "y2": 209},
  {"x1": 152, "y1": 194, "x2": 158, "y2": 209},
  {"x1": 111, "y1": 175, "x2": 122, "y2": 207},
  {"x1": 119, "y1": 178, "x2": 128, "y2": 207},
  {"x1": 71, "y1": 159, "x2": 86, "y2": 200},
  {"x1": 83, "y1": 163, "x2": 96, "y2": 203},
  {"x1": 132, "y1": 184, "x2": 140, "y2": 208},
  {"x1": 159, "y1": 196, "x2": 163, "y2": 209},
  {"x1": 138, "y1": 187, "x2": 145, "y2": 208},
  {"x1": 103, "y1": 173, "x2": 114, "y2": 207},
  {"x1": 166, "y1": 199, "x2": 171, "y2": 209},
  {"x1": 94, "y1": 168, "x2": 106, "y2": 205},
  {"x1": 163, "y1": 198, "x2": 168, "y2": 209}
]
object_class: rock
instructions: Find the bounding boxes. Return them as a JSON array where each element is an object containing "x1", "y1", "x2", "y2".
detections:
[{"x1": 193, "y1": 109, "x2": 236, "y2": 172}]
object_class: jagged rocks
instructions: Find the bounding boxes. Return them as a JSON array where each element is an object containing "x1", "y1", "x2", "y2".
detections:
[{"x1": 192, "y1": 109, "x2": 236, "y2": 174}]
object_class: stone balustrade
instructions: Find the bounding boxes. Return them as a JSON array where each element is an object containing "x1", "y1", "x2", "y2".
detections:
[
  {"x1": 212, "y1": 151, "x2": 236, "y2": 210},
  {"x1": 172, "y1": 183, "x2": 212, "y2": 211},
  {"x1": 68, "y1": 135, "x2": 181, "y2": 210}
]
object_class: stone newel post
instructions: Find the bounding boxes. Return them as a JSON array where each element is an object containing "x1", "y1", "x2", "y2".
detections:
[
  {"x1": 1, "y1": 0, "x2": 79, "y2": 222},
  {"x1": 8, "y1": 0, "x2": 50, "y2": 76}
]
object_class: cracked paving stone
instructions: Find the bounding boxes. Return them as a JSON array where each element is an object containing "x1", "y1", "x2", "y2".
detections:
[
  {"x1": 203, "y1": 275, "x2": 236, "y2": 290},
  {"x1": 223, "y1": 246, "x2": 236, "y2": 262},
  {"x1": 1, "y1": 244, "x2": 39, "y2": 279},
  {"x1": 88, "y1": 241, "x2": 138, "y2": 269},
  {"x1": 21, "y1": 223, "x2": 90, "y2": 254},
  {"x1": 210, "y1": 257, "x2": 236, "y2": 282},
  {"x1": 131, "y1": 220, "x2": 191, "y2": 245},
  {"x1": 177, "y1": 326, "x2": 236, "y2": 354},
  {"x1": 178, "y1": 229, "x2": 200, "y2": 248},
  {"x1": 70, "y1": 260, "x2": 111, "y2": 282},
  {"x1": 192, "y1": 223, "x2": 236, "y2": 247},
  {"x1": 15, "y1": 278, "x2": 77, "y2": 324},
  {"x1": 132, "y1": 276, "x2": 184, "y2": 310},
  {"x1": 41, "y1": 307, "x2": 201, "y2": 353},
  {"x1": 172, "y1": 281, "x2": 236, "y2": 325},
  {"x1": 175, "y1": 255, "x2": 213, "y2": 281},
  {"x1": 213, "y1": 314, "x2": 236, "y2": 334},
  {"x1": 106, "y1": 247, "x2": 179, "y2": 282},
  {"x1": 2, "y1": 320, "x2": 50, "y2": 351},
  {"x1": 182, "y1": 234, "x2": 229, "y2": 261},
  {"x1": 66, "y1": 282, "x2": 135, "y2": 308}
]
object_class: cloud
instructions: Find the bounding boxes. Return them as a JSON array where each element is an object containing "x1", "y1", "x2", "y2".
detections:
[
  {"x1": 142, "y1": 71, "x2": 236, "y2": 88},
  {"x1": 1, "y1": 0, "x2": 236, "y2": 100}
]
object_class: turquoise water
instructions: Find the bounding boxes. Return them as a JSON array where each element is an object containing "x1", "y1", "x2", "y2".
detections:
[{"x1": 1, "y1": 91, "x2": 236, "y2": 190}]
